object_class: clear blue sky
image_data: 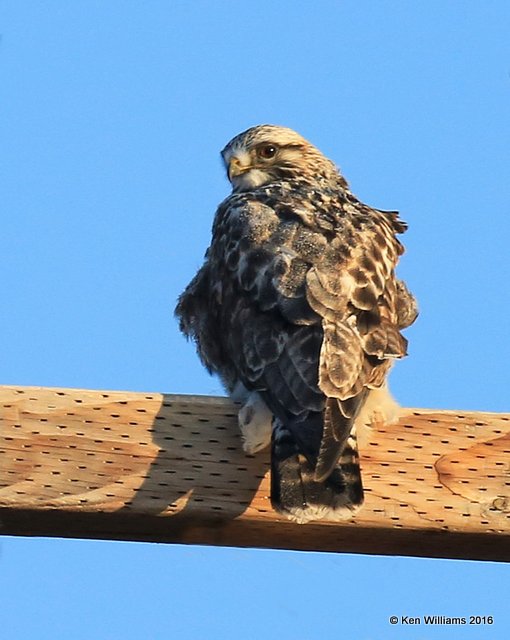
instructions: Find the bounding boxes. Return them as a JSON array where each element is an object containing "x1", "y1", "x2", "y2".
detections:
[{"x1": 1, "y1": 2, "x2": 509, "y2": 639}]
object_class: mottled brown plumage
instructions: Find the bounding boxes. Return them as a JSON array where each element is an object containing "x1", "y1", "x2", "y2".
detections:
[{"x1": 176, "y1": 125, "x2": 417, "y2": 522}]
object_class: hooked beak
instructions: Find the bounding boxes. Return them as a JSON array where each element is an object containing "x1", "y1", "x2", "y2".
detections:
[{"x1": 227, "y1": 155, "x2": 252, "y2": 181}]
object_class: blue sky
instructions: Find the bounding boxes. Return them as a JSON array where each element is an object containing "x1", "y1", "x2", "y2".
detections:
[{"x1": 1, "y1": 2, "x2": 509, "y2": 638}]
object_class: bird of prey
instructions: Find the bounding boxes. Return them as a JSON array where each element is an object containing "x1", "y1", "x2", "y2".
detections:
[{"x1": 176, "y1": 125, "x2": 417, "y2": 523}]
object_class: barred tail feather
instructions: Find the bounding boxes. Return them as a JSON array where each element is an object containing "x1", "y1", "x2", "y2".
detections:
[{"x1": 271, "y1": 419, "x2": 363, "y2": 524}]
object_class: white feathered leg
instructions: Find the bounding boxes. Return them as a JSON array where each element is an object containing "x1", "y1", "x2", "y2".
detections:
[
  {"x1": 356, "y1": 384, "x2": 402, "y2": 434},
  {"x1": 232, "y1": 384, "x2": 273, "y2": 454}
]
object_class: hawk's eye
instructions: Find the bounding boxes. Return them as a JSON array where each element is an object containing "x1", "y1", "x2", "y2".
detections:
[{"x1": 257, "y1": 144, "x2": 278, "y2": 160}]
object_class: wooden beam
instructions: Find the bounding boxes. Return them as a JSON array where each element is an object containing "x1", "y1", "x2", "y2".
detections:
[{"x1": 0, "y1": 385, "x2": 509, "y2": 561}]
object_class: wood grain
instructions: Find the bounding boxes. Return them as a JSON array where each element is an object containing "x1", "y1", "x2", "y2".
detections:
[{"x1": 1, "y1": 385, "x2": 509, "y2": 561}]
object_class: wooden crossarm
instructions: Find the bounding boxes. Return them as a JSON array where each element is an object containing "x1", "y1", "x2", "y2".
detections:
[{"x1": 1, "y1": 385, "x2": 509, "y2": 561}]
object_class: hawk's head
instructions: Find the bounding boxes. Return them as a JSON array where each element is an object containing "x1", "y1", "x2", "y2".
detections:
[{"x1": 221, "y1": 125, "x2": 342, "y2": 192}]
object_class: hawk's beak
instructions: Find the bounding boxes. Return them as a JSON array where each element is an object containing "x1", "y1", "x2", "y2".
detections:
[{"x1": 228, "y1": 156, "x2": 251, "y2": 181}]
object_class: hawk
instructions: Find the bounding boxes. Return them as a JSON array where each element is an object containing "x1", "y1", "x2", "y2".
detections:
[{"x1": 176, "y1": 125, "x2": 417, "y2": 523}]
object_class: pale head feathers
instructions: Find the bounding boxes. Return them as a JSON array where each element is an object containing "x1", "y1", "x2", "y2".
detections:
[{"x1": 221, "y1": 124, "x2": 345, "y2": 192}]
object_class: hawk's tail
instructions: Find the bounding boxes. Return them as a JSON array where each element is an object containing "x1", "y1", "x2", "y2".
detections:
[{"x1": 270, "y1": 416, "x2": 363, "y2": 524}]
